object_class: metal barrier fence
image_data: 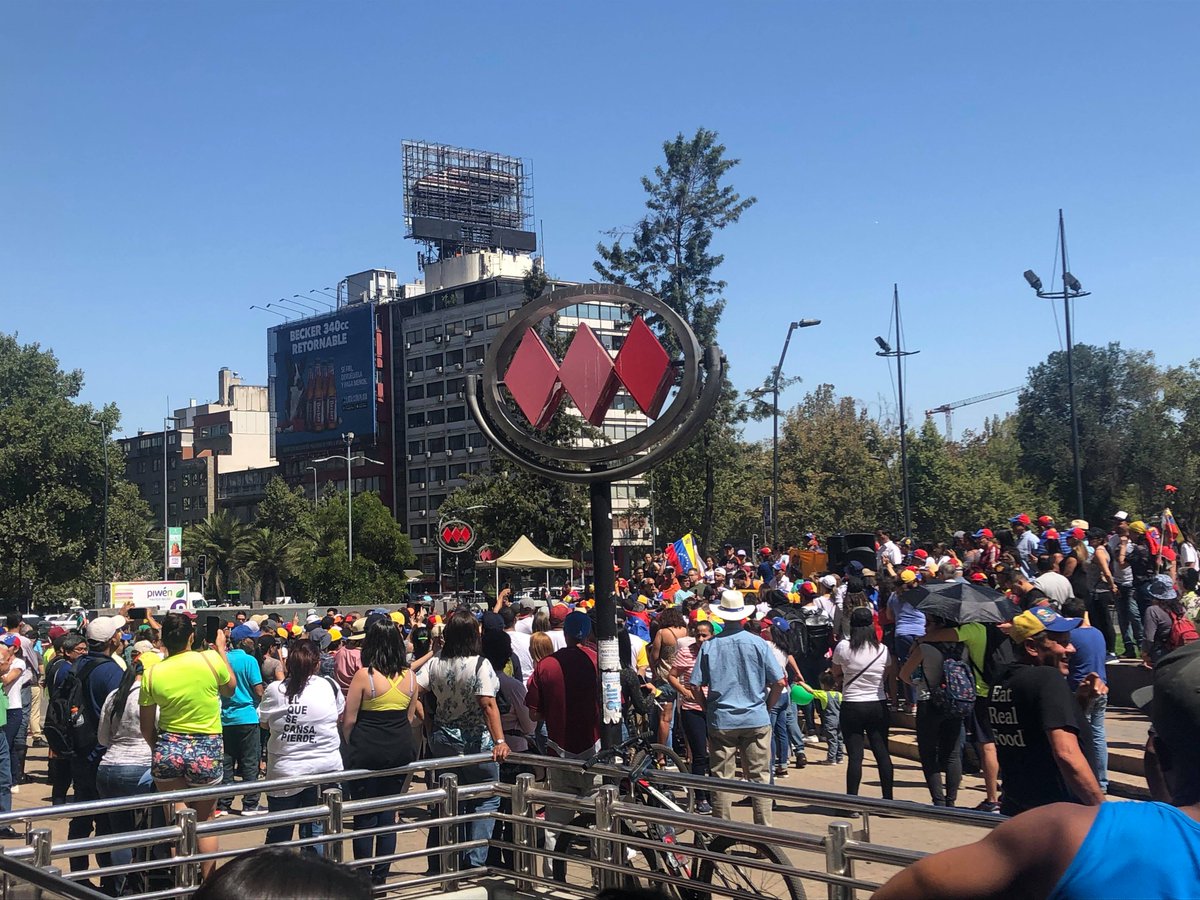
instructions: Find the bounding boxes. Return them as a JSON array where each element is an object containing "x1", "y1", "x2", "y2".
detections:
[{"x1": 0, "y1": 751, "x2": 1001, "y2": 899}]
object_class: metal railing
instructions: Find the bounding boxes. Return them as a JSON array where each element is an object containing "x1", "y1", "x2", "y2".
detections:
[{"x1": 0, "y1": 750, "x2": 1001, "y2": 899}]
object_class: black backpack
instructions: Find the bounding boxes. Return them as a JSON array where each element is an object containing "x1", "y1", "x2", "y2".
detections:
[
  {"x1": 797, "y1": 604, "x2": 834, "y2": 659},
  {"x1": 44, "y1": 658, "x2": 104, "y2": 758}
]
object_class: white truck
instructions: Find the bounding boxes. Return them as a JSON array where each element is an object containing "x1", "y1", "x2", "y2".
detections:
[{"x1": 99, "y1": 582, "x2": 196, "y2": 614}]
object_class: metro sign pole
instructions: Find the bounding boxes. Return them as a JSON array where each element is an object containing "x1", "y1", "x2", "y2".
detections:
[{"x1": 469, "y1": 284, "x2": 723, "y2": 749}]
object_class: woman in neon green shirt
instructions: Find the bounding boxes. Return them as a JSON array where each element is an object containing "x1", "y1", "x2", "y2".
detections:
[{"x1": 139, "y1": 613, "x2": 236, "y2": 880}]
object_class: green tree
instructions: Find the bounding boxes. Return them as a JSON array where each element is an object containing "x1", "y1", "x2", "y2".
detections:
[
  {"x1": 774, "y1": 385, "x2": 896, "y2": 537},
  {"x1": 594, "y1": 128, "x2": 756, "y2": 551},
  {"x1": 185, "y1": 510, "x2": 252, "y2": 600},
  {"x1": 1016, "y1": 343, "x2": 1165, "y2": 523},
  {"x1": 0, "y1": 333, "x2": 131, "y2": 604},
  {"x1": 241, "y1": 528, "x2": 302, "y2": 604},
  {"x1": 255, "y1": 477, "x2": 313, "y2": 539}
]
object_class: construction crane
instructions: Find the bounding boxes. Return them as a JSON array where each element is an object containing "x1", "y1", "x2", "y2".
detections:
[{"x1": 926, "y1": 388, "x2": 1020, "y2": 440}]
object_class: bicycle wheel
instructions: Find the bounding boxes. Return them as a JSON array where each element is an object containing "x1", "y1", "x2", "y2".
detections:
[
  {"x1": 631, "y1": 744, "x2": 694, "y2": 813},
  {"x1": 688, "y1": 837, "x2": 807, "y2": 900},
  {"x1": 550, "y1": 814, "x2": 670, "y2": 892}
]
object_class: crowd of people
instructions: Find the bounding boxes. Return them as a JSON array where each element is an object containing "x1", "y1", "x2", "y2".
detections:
[{"x1": 11, "y1": 507, "x2": 1199, "y2": 896}]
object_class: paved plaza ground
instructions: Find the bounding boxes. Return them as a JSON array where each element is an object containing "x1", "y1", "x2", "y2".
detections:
[{"x1": 0, "y1": 706, "x2": 1153, "y2": 896}]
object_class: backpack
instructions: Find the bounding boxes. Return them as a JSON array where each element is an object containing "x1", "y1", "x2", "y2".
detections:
[
  {"x1": 926, "y1": 644, "x2": 975, "y2": 718},
  {"x1": 1166, "y1": 611, "x2": 1199, "y2": 651},
  {"x1": 44, "y1": 658, "x2": 104, "y2": 758},
  {"x1": 797, "y1": 604, "x2": 834, "y2": 659}
]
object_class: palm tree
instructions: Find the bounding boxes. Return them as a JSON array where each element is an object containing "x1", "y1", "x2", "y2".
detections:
[
  {"x1": 241, "y1": 527, "x2": 302, "y2": 603},
  {"x1": 185, "y1": 510, "x2": 252, "y2": 601}
]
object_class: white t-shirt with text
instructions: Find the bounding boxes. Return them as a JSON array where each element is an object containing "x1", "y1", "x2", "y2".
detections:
[{"x1": 258, "y1": 675, "x2": 345, "y2": 796}]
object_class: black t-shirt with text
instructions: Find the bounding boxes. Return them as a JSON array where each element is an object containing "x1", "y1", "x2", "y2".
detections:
[{"x1": 986, "y1": 661, "x2": 1086, "y2": 815}]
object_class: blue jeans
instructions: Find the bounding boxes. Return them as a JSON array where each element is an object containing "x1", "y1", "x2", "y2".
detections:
[
  {"x1": 786, "y1": 701, "x2": 806, "y2": 756},
  {"x1": 1084, "y1": 694, "x2": 1108, "y2": 793},
  {"x1": 96, "y1": 764, "x2": 154, "y2": 894},
  {"x1": 895, "y1": 634, "x2": 919, "y2": 704},
  {"x1": 1116, "y1": 583, "x2": 1143, "y2": 648},
  {"x1": 2, "y1": 708, "x2": 23, "y2": 786},
  {"x1": 218, "y1": 723, "x2": 261, "y2": 812},
  {"x1": 429, "y1": 734, "x2": 500, "y2": 870},
  {"x1": 0, "y1": 722, "x2": 11, "y2": 814},
  {"x1": 769, "y1": 696, "x2": 790, "y2": 776},
  {"x1": 349, "y1": 774, "x2": 404, "y2": 880},
  {"x1": 268, "y1": 786, "x2": 325, "y2": 855}
]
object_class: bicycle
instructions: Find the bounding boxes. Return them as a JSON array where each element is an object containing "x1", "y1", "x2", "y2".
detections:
[{"x1": 545, "y1": 732, "x2": 806, "y2": 899}]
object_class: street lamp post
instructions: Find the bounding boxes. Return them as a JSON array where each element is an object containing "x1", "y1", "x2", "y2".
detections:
[
  {"x1": 90, "y1": 419, "x2": 110, "y2": 587},
  {"x1": 875, "y1": 285, "x2": 920, "y2": 541},
  {"x1": 313, "y1": 433, "x2": 383, "y2": 565},
  {"x1": 769, "y1": 319, "x2": 821, "y2": 550},
  {"x1": 1024, "y1": 210, "x2": 1090, "y2": 518}
]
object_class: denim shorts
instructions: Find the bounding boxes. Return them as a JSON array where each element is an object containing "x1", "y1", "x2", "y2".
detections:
[{"x1": 153, "y1": 733, "x2": 224, "y2": 786}]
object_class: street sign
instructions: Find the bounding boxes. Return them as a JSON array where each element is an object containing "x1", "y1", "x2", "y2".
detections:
[{"x1": 437, "y1": 519, "x2": 476, "y2": 554}]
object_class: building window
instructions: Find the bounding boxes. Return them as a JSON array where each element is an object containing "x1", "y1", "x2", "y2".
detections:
[
  {"x1": 408, "y1": 440, "x2": 424, "y2": 455},
  {"x1": 429, "y1": 493, "x2": 446, "y2": 509},
  {"x1": 426, "y1": 381, "x2": 445, "y2": 399},
  {"x1": 485, "y1": 312, "x2": 507, "y2": 329},
  {"x1": 448, "y1": 433, "x2": 466, "y2": 451},
  {"x1": 469, "y1": 461, "x2": 487, "y2": 474},
  {"x1": 445, "y1": 377, "x2": 465, "y2": 394},
  {"x1": 449, "y1": 463, "x2": 468, "y2": 479},
  {"x1": 429, "y1": 465, "x2": 446, "y2": 481},
  {"x1": 407, "y1": 385, "x2": 424, "y2": 401},
  {"x1": 447, "y1": 406, "x2": 465, "y2": 423},
  {"x1": 445, "y1": 320, "x2": 464, "y2": 337},
  {"x1": 410, "y1": 524, "x2": 428, "y2": 540},
  {"x1": 409, "y1": 496, "x2": 424, "y2": 512},
  {"x1": 408, "y1": 468, "x2": 426, "y2": 484},
  {"x1": 407, "y1": 412, "x2": 425, "y2": 428},
  {"x1": 169, "y1": 503, "x2": 178, "y2": 517},
  {"x1": 409, "y1": 357, "x2": 424, "y2": 373},
  {"x1": 424, "y1": 326, "x2": 440, "y2": 340},
  {"x1": 425, "y1": 353, "x2": 443, "y2": 369},
  {"x1": 427, "y1": 409, "x2": 445, "y2": 426},
  {"x1": 465, "y1": 316, "x2": 483, "y2": 332},
  {"x1": 468, "y1": 432, "x2": 486, "y2": 449},
  {"x1": 428, "y1": 436, "x2": 445, "y2": 453},
  {"x1": 406, "y1": 329, "x2": 422, "y2": 345},
  {"x1": 467, "y1": 344, "x2": 485, "y2": 363},
  {"x1": 136, "y1": 461, "x2": 146, "y2": 474},
  {"x1": 445, "y1": 349, "x2": 464, "y2": 365}
]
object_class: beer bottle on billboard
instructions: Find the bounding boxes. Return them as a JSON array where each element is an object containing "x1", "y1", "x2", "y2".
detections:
[
  {"x1": 313, "y1": 362, "x2": 326, "y2": 432},
  {"x1": 325, "y1": 363, "x2": 338, "y2": 428},
  {"x1": 304, "y1": 365, "x2": 315, "y2": 432}
]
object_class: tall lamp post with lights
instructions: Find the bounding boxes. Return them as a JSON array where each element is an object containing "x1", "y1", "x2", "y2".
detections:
[
  {"x1": 875, "y1": 285, "x2": 919, "y2": 541},
  {"x1": 1024, "y1": 209, "x2": 1090, "y2": 517},
  {"x1": 767, "y1": 319, "x2": 820, "y2": 550},
  {"x1": 313, "y1": 432, "x2": 383, "y2": 564}
]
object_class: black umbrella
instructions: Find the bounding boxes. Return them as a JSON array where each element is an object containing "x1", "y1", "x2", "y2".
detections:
[{"x1": 908, "y1": 580, "x2": 1017, "y2": 625}]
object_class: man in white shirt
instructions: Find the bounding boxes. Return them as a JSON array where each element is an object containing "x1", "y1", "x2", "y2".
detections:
[
  {"x1": 1033, "y1": 554, "x2": 1073, "y2": 607},
  {"x1": 875, "y1": 529, "x2": 903, "y2": 577}
]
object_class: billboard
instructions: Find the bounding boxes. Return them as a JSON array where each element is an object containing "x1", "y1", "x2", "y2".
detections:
[
  {"x1": 167, "y1": 527, "x2": 182, "y2": 568},
  {"x1": 107, "y1": 581, "x2": 190, "y2": 611},
  {"x1": 271, "y1": 303, "x2": 377, "y2": 452}
]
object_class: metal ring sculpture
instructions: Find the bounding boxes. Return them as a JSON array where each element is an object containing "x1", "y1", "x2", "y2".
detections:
[{"x1": 467, "y1": 284, "x2": 724, "y2": 484}]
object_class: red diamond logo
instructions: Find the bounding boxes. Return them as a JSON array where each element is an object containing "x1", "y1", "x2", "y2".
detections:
[
  {"x1": 501, "y1": 330, "x2": 564, "y2": 429},
  {"x1": 557, "y1": 323, "x2": 620, "y2": 426},
  {"x1": 614, "y1": 317, "x2": 672, "y2": 417}
]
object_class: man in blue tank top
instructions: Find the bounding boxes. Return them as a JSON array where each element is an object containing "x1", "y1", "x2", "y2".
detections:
[{"x1": 874, "y1": 641, "x2": 1200, "y2": 900}]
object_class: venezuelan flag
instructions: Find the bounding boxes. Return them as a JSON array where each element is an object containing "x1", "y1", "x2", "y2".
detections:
[{"x1": 666, "y1": 533, "x2": 701, "y2": 574}]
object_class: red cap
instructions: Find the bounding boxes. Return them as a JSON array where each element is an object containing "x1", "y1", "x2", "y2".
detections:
[
  {"x1": 617, "y1": 578, "x2": 629, "y2": 588},
  {"x1": 969, "y1": 572, "x2": 987, "y2": 583},
  {"x1": 1037, "y1": 515, "x2": 1054, "y2": 526},
  {"x1": 1069, "y1": 527, "x2": 1086, "y2": 540},
  {"x1": 48, "y1": 625, "x2": 67, "y2": 640},
  {"x1": 913, "y1": 549, "x2": 928, "y2": 560},
  {"x1": 549, "y1": 604, "x2": 569, "y2": 626},
  {"x1": 799, "y1": 582, "x2": 817, "y2": 596},
  {"x1": 1010, "y1": 513, "x2": 1031, "y2": 526},
  {"x1": 1044, "y1": 528, "x2": 1060, "y2": 540},
  {"x1": 759, "y1": 547, "x2": 771, "y2": 556}
]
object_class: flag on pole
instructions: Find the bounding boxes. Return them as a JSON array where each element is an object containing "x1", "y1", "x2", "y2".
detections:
[{"x1": 665, "y1": 533, "x2": 701, "y2": 574}]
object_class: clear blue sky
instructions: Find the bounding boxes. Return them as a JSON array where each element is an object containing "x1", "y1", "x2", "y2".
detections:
[{"x1": 4, "y1": 2, "x2": 1199, "y2": 442}]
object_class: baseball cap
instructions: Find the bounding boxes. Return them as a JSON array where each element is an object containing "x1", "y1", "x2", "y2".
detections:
[
  {"x1": 969, "y1": 572, "x2": 988, "y2": 583},
  {"x1": 309, "y1": 628, "x2": 332, "y2": 651},
  {"x1": 1037, "y1": 515, "x2": 1055, "y2": 526},
  {"x1": 48, "y1": 625, "x2": 67, "y2": 640},
  {"x1": 973, "y1": 528, "x2": 994, "y2": 539},
  {"x1": 1131, "y1": 643, "x2": 1200, "y2": 788},
  {"x1": 1044, "y1": 528, "x2": 1060, "y2": 540},
  {"x1": 899, "y1": 569, "x2": 918, "y2": 585},
  {"x1": 913, "y1": 549, "x2": 928, "y2": 560},
  {"x1": 769, "y1": 616, "x2": 791, "y2": 632},
  {"x1": 1068, "y1": 527, "x2": 1086, "y2": 541},
  {"x1": 1113, "y1": 510, "x2": 1129, "y2": 521},
  {"x1": 327, "y1": 626, "x2": 343, "y2": 643},
  {"x1": 759, "y1": 547, "x2": 771, "y2": 556},
  {"x1": 480, "y1": 611, "x2": 505, "y2": 632},
  {"x1": 736, "y1": 549, "x2": 747, "y2": 557},
  {"x1": 563, "y1": 610, "x2": 592, "y2": 641},
  {"x1": 1008, "y1": 607, "x2": 1082, "y2": 643},
  {"x1": 230, "y1": 624, "x2": 255, "y2": 643},
  {"x1": 549, "y1": 604, "x2": 570, "y2": 626},
  {"x1": 1009, "y1": 513, "x2": 1031, "y2": 526},
  {"x1": 0, "y1": 634, "x2": 18, "y2": 648},
  {"x1": 86, "y1": 616, "x2": 126, "y2": 643}
]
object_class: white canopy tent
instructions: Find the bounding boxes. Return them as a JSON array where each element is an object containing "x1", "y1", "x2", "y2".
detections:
[{"x1": 480, "y1": 535, "x2": 574, "y2": 594}]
